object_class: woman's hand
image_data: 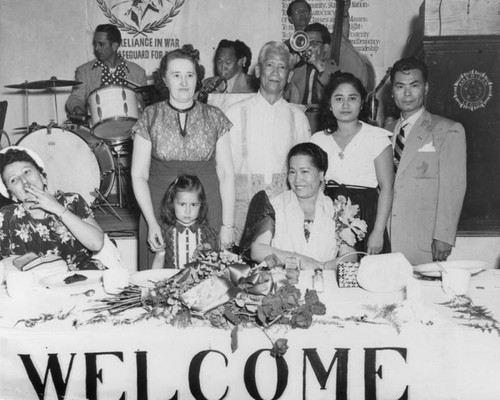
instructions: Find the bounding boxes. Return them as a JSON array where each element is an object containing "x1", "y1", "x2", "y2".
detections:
[
  {"x1": 367, "y1": 230, "x2": 384, "y2": 255},
  {"x1": 24, "y1": 184, "x2": 65, "y2": 217},
  {"x1": 219, "y1": 225, "x2": 234, "y2": 250},
  {"x1": 147, "y1": 221, "x2": 165, "y2": 252},
  {"x1": 299, "y1": 256, "x2": 325, "y2": 271}
]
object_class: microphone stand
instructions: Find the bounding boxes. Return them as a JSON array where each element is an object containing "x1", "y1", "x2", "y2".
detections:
[{"x1": 367, "y1": 67, "x2": 392, "y2": 122}]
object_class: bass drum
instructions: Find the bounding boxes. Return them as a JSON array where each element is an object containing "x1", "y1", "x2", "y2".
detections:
[{"x1": 17, "y1": 126, "x2": 115, "y2": 206}]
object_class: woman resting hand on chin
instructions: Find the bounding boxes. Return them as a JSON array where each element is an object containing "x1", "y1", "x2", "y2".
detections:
[
  {"x1": 250, "y1": 143, "x2": 358, "y2": 271},
  {"x1": 0, "y1": 146, "x2": 105, "y2": 270}
]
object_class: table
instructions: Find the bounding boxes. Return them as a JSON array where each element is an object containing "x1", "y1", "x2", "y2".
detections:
[{"x1": 1, "y1": 269, "x2": 500, "y2": 400}]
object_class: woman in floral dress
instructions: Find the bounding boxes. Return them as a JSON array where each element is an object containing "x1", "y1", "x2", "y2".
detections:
[
  {"x1": 0, "y1": 147, "x2": 105, "y2": 270},
  {"x1": 132, "y1": 45, "x2": 235, "y2": 269}
]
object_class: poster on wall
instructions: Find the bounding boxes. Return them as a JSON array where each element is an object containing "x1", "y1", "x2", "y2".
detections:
[
  {"x1": 281, "y1": 0, "x2": 388, "y2": 72},
  {"x1": 86, "y1": 0, "x2": 194, "y2": 75}
]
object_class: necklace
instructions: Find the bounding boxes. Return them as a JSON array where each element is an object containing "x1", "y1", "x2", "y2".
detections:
[
  {"x1": 168, "y1": 101, "x2": 195, "y2": 137},
  {"x1": 334, "y1": 122, "x2": 362, "y2": 160}
]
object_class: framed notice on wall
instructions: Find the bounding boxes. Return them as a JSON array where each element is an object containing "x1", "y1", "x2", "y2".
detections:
[{"x1": 424, "y1": 36, "x2": 500, "y2": 235}]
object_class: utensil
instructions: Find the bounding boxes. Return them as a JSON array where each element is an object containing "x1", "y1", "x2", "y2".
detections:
[{"x1": 71, "y1": 289, "x2": 95, "y2": 297}]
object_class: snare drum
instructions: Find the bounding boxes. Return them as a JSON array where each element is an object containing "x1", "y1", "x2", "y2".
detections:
[
  {"x1": 88, "y1": 85, "x2": 139, "y2": 145},
  {"x1": 17, "y1": 126, "x2": 115, "y2": 206}
]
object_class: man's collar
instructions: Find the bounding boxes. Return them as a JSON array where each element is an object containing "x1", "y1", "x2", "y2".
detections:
[
  {"x1": 400, "y1": 107, "x2": 425, "y2": 129},
  {"x1": 92, "y1": 56, "x2": 129, "y2": 71},
  {"x1": 257, "y1": 90, "x2": 284, "y2": 106}
]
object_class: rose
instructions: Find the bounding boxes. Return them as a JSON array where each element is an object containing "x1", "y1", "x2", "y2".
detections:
[
  {"x1": 270, "y1": 338, "x2": 289, "y2": 358},
  {"x1": 259, "y1": 295, "x2": 284, "y2": 322},
  {"x1": 291, "y1": 308, "x2": 313, "y2": 329},
  {"x1": 310, "y1": 302, "x2": 326, "y2": 315},
  {"x1": 304, "y1": 289, "x2": 319, "y2": 305}
]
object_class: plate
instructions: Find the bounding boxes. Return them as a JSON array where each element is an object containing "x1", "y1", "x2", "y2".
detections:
[
  {"x1": 40, "y1": 270, "x2": 103, "y2": 293},
  {"x1": 413, "y1": 260, "x2": 490, "y2": 278},
  {"x1": 130, "y1": 269, "x2": 181, "y2": 288}
]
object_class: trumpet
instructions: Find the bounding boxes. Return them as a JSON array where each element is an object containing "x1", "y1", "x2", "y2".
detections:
[{"x1": 289, "y1": 30, "x2": 310, "y2": 53}]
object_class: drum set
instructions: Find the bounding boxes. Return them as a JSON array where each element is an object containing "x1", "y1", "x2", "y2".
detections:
[{"x1": 4, "y1": 77, "x2": 143, "y2": 212}]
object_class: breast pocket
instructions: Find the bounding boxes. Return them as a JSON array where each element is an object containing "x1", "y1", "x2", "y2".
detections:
[{"x1": 413, "y1": 152, "x2": 438, "y2": 180}]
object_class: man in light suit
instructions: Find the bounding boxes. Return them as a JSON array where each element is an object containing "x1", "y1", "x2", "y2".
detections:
[
  {"x1": 387, "y1": 57, "x2": 466, "y2": 265},
  {"x1": 66, "y1": 24, "x2": 147, "y2": 116}
]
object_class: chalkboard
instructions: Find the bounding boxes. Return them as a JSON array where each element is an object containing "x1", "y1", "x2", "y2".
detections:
[{"x1": 424, "y1": 36, "x2": 500, "y2": 235}]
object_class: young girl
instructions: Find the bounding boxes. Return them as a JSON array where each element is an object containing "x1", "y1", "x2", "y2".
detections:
[
  {"x1": 311, "y1": 72, "x2": 394, "y2": 255},
  {"x1": 152, "y1": 175, "x2": 219, "y2": 269}
]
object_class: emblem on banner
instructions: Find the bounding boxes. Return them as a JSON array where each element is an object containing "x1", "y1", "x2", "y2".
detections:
[
  {"x1": 453, "y1": 69, "x2": 493, "y2": 112},
  {"x1": 96, "y1": 0, "x2": 185, "y2": 36}
]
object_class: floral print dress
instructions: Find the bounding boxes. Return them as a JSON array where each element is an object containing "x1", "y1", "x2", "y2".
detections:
[{"x1": 0, "y1": 192, "x2": 102, "y2": 270}]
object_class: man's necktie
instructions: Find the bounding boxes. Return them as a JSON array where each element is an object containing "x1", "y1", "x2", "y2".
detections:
[{"x1": 394, "y1": 123, "x2": 407, "y2": 171}]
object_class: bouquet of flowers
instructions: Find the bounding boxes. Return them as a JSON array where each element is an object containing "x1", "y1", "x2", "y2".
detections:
[
  {"x1": 332, "y1": 195, "x2": 368, "y2": 246},
  {"x1": 90, "y1": 247, "x2": 326, "y2": 356}
]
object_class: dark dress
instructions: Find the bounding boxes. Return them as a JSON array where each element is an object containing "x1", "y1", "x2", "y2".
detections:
[{"x1": 132, "y1": 100, "x2": 232, "y2": 269}]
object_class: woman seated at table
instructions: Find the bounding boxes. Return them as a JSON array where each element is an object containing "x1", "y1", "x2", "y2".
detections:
[
  {"x1": 0, "y1": 146, "x2": 105, "y2": 270},
  {"x1": 249, "y1": 142, "x2": 360, "y2": 270}
]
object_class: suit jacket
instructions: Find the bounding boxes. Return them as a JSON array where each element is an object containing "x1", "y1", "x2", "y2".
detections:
[
  {"x1": 386, "y1": 109, "x2": 467, "y2": 265},
  {"x1": 65, "y1": 59, "x2": 147, "y2": 113}
]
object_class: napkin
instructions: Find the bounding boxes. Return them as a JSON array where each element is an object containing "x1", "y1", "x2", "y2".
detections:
[{"x1": 356, "y1": 253, "x2": 413, "y2": 293}]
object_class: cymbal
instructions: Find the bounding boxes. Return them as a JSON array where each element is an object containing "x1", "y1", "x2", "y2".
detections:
[{"x1": 5, "y1": 77, "x2": 82, "y2": 90}]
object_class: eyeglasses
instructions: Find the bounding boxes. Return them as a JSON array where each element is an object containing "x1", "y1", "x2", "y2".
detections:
[{"x1": 309, "y1": 40, "x2": 324, "y2": 47}]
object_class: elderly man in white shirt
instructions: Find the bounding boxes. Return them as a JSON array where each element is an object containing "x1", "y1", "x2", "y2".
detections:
[{"x1": 225, "y1": 41, "x2": 311, "y2": 242}]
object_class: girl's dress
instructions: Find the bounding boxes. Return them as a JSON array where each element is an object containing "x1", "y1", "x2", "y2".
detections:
[{"x1": 161, "y1": 222, "x2": 219, "y2": 269}]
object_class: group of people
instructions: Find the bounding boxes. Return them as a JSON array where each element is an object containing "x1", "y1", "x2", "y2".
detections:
[{"x1": 0, "y1": 0, "x2": 466, "y2": 274}]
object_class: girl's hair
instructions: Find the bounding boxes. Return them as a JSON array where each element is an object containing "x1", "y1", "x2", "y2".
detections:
[
  {"x1": 159, "y1": 175, "x2": 209, "y2": 226},
  {"x1": 319, "y1": 71, "x2": 369, "y2": 133}
]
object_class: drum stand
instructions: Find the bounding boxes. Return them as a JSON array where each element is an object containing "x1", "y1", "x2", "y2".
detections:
[{"x1": 110, "y1": 144, "x2": 131, "y2": 208}]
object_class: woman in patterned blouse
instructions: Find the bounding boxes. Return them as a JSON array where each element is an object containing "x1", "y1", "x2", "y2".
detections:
[
  {"x1": 0, "y1": 147, "x2": 105, "y2": 270},
  {"x1": 131, "y1": 44, "x2": 235, "y2": 270}
]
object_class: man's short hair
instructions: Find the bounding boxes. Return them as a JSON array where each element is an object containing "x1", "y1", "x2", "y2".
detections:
[
  {"x1": 390, "y1": 57, "x2": 428, "y2": 84},
  {"x1": 286, "y1": 0, "x2": 311, "y2": 17},
  {"x1": 305, "y1": 22, "x2": 331, "y2": 45},
  {"x1": 257, "y1": 41, "x2": 293, "y2": 70},
  {"x1": 95, "y1": 24, "x2": 122, "y2": 45},
  {"x1": 216, "y1": 39, "x2": 253, "y2": 73}
]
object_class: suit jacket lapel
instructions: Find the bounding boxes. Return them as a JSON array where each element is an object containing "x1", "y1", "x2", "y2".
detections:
[{"x1": 397, "y1": 110, "x2": 433, "y2": 175}]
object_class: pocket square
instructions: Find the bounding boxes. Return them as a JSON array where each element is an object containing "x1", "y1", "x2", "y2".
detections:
[{"x1": 418, "y1": 141, "x2": 436, "y2": 152}]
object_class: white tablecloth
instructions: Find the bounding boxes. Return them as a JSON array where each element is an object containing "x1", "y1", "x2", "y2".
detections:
[{"x1": 1, "y1": 269, "x2": 500, "y2": 400}]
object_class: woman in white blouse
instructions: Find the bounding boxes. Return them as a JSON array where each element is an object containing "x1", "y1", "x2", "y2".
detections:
[{"x1": 311, "y1": 72, "x2": 394, "y2": 255}]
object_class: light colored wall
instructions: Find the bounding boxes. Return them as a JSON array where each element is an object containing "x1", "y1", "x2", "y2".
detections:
[{"x1": 0, "y1": 0, "x2": 498, "y2": 267}]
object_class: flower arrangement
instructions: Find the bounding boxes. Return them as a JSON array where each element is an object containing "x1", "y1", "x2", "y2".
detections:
[
  {"x1": 332, "y1": 195, "x2": 367, "y2": 246},
  {"x1": 90, "y1": 247, "x2": 326, "y2": 356}
]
